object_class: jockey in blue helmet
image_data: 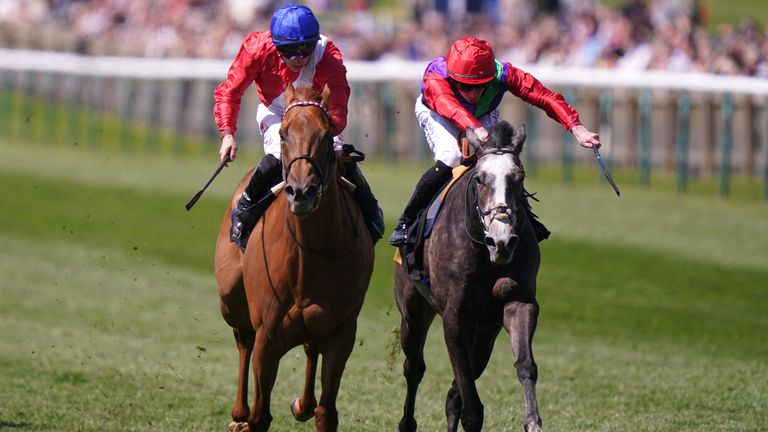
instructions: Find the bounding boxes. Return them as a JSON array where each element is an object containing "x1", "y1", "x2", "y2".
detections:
[
  {"x1": 270, "y1": 3, "x2": 320, "y2": 47},
  {"x1": 214, "y1": 3, "x2": 384, "y2": 250}
]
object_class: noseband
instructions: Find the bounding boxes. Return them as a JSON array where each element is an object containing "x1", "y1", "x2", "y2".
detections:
[{"x1": 282, "y1": 101, "x2": 335, "y2": 197}]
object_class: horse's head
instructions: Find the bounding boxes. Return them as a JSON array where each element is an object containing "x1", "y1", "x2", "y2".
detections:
[
  {"x1": 468, "y1": 121, "x2": 527, "y2": 264},
  {"x1": 280, "y1": 84, "x2": 336, "y2": 217}
]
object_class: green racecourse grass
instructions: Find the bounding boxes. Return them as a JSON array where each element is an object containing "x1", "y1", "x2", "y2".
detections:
[{"x1": 1, "y1": 140, "x2": 767, "y2": 432}]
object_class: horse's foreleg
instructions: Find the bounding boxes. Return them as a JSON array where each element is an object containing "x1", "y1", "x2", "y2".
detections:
[
  {"x1": 446, "y1": 325, "x2": 501, "y2": 431},
  {"x1": 218, "y1": 273, "x2": 251, "y2": 425},
  {"x1": 232, "y1": 327, "x2": 255, "y2": 422},
  {"x1": 445, "y1": 381, "x2": 461, "y2": 432},
  {"x1": 291, "y1": 344, "x2": 318, "y2": 422},
  {"x1": 503, "y1": 301, "x2": 542, "y2": 432},
  {"x1": 442, "y1": 319, "x2": 483, "y2": 432},
  {"x1": 315, "y1": 318, "x2": 357, "y2": 432},
  {"x1": 248, "y1": 327, "x2": 280, "y2": 432},
  {"x1": 397, "y1": 302, "x2": 435, "y2": 432}
]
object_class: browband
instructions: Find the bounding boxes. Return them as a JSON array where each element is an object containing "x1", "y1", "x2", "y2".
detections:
[{"x1": 285, "y1": 100, "x2": 330, "y2": 119}]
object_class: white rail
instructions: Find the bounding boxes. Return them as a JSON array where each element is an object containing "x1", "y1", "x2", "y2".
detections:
[{"x1": 2, "y1": 48, "x2": 768, "y2": 95}]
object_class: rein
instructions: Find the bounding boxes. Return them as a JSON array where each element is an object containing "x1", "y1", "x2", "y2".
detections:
[
  {"x1": 284, "y1": 203, "x2": 354, "y2": 259},
  {"x1": 463, "y1": 173, "x2": 486, "y2": 245},
  {"x1": 283, "y1": 176, "x2": 357, "y2": 260}
]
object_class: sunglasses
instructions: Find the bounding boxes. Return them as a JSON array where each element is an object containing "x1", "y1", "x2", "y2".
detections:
[
  {"x1": 453, "y1": 80, "x2": 489, "y2": 91},
  {"x1": 277, "y1": 43, "x2": 316, "y2": 60}
]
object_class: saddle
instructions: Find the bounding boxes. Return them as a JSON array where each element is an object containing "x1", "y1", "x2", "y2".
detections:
[
  {"x1": 394, "y1": 164, "x2": 471, "y2": 305},
  {"x1": 393, "y1": 167, "x2": 551, "y2": 306},
  {"x1": 237, "y1": 144, "x2": 381, "y2": 250}
]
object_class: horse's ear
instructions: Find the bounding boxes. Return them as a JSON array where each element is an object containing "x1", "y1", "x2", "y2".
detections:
[
  {"x1": 320, "y1": 84, "x2": 331, "y2": 108},
  {"x1": 512, "y1": 123, "x2": 526, "y2": 154},
  {"x1": 285, "y1": 84, "x2": 296, "y2": 105},
  {"x1": 466, "y1": 127, "x2": 482, "y2": 153}
]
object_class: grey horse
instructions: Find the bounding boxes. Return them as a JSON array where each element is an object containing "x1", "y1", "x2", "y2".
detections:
[{"x1": 394, "y1": 121, "x2": 543, "y2": 432}]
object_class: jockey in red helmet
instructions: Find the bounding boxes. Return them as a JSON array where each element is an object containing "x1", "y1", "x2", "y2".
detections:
[
  {"x1": 388, "y1": 36, "x2": 602, "y2": 246},
  {"x1": 214, "y1": 3, "x2": 383, "y2": 250},
  {"x1": 446, "y1": 36, "x2": 497, "y2": 87}
]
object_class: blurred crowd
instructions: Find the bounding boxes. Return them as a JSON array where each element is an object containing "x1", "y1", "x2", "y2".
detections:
[{"x1": 1, "y1": 0, "x2": 767, "y2": 77}]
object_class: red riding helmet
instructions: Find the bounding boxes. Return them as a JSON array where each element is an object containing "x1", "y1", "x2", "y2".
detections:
[{"x1": 446, "y1": 37, "x2": 496, "y2": 85}]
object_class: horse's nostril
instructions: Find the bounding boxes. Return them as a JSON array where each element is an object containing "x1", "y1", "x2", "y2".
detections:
[
  {"x1": 305, "y1": 184, "x2": 319, "y2": 199},
  {"x1": 508, "y1": 235, "x2": 519, "y2": 248},
  {"x1": 285, "y1": 185, "x2": 295, "y2": 197},
  {"x1": 485, "y1": 237, "x2": 496, "y2": 247}
]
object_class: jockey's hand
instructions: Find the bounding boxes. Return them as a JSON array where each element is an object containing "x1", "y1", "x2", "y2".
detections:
[
  {"x1": 571, "y1": 124, "x2": 601, "y2": 149},
  {"x1": 335, "y1": 149, "x2": 351, "y2": 164},
  {"x1": 471, "y1": 125, "x2": 490, "y2": 142},
  {"x1": 220, "y1": 134, "x2": 237, "y2": 162}
]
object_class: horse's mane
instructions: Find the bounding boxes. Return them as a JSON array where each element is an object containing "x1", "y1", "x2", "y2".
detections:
[
  {"x1": 488, "y1": 121, "x2": 515, "y2": 152},
  {"x1": 481, "y1": 121, "x2": 523, "y2": 168}
]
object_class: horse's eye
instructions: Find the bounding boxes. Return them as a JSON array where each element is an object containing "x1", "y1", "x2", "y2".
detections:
[
  {"x1": 474, "y1": 175, "x2": 483, "y2": 186},
  {"x1": 279, "y1": 130, "x2": 287, "y2": 142}
]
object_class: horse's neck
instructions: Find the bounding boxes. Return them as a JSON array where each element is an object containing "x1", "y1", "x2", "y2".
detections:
[
  {"x1": 288, "y1": 180, "x2": 347, "y2": 242},
  {"x1": 444, "y1": 173, "x2": 484, "y2": 248}
]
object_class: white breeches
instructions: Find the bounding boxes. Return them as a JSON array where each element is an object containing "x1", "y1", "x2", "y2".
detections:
[
  {"x1": 414, "y1": 95, "x2": 498, "y2": 168},
  {"x1": 257, "y1": 103, "x2": 343, "y2": 158}
]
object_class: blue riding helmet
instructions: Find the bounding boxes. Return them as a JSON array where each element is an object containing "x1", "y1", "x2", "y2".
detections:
[{"x1": 270, "y1": 3, "x2": 320, "y2": 47}]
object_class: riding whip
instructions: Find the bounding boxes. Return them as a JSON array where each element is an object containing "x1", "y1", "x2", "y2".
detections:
[
  {"x1": 185, "y1": 155, "x2": 230, "y2": 211},
  {"x1": 593, "y1": 147, "x2": 620, "y2": 197}
]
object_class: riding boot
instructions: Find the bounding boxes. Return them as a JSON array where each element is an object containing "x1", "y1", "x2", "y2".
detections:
[
  {"x1": 521, "y1": 188, "x2": 550, "y2": 242},
  {"x1": 230, "y1": 154, "x2": 282, "y2": 250},
  {"x1": 344, "y1": 162, "x2": 385, "y2": 244},
  {"x1": 388, "y1": 161, "x2": 452, "y2": 246}
]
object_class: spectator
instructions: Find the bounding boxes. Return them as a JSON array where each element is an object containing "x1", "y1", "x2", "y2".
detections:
[{"x1": 1, "y1": 0, "x2": 766, "y2": 77}]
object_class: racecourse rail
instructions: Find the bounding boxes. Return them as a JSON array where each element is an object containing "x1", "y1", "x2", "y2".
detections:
[{"x1": 2, "y1": 48, "x2": 767, "y2": 198}]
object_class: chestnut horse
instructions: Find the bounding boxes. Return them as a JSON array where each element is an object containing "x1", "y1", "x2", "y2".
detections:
[
  {"x1": 214, "y1": 85, "x2": 374, "y2": 432},
  {"x1": 394, "y1": 122, "x2": 543, "y2": 432}
]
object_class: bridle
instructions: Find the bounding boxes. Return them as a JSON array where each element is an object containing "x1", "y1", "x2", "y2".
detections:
[
  {"x1": 464, "y1": 146, "x2": 524, "y2": 245},
  {"x1": 281, "y1": 101, "x2": 336, "y2": 201},
  {"x1": 280, "y1": 99, "x2": 354, "y2": 259},
  {"x1": 285, "y1": 100, "x2": 330, "y2": 119}
]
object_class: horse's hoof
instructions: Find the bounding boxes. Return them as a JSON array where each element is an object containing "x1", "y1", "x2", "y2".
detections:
[
  {"x1": 228, "y1": 421, "x2": 249, "y2": 432},
  {"x1": 290, "y1": 398, "x2": 315, "y2": 422},
  {"x1": 398, "y1": 417, "x2": 417, "y2": 432},
  {"x1": 524, "y1": 421, "x2": 542, "y2": 432}
]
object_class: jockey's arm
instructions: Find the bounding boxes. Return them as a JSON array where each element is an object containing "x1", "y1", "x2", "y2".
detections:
[
  {"x1": 422, "y1": 71, "x2": 482, "y2": 134},
  {"x1": 214, "y1": 32, "x2": 264, "y2": 139}
]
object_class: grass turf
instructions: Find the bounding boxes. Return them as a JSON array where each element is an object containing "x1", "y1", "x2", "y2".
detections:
[{"x1": 0, "y1": 142, "x2": 766, "y2": 431}]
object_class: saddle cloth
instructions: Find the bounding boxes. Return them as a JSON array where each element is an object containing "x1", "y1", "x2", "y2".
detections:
[{"x1": 394, "y1": 165, "x2": 470, "y2": 304}]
